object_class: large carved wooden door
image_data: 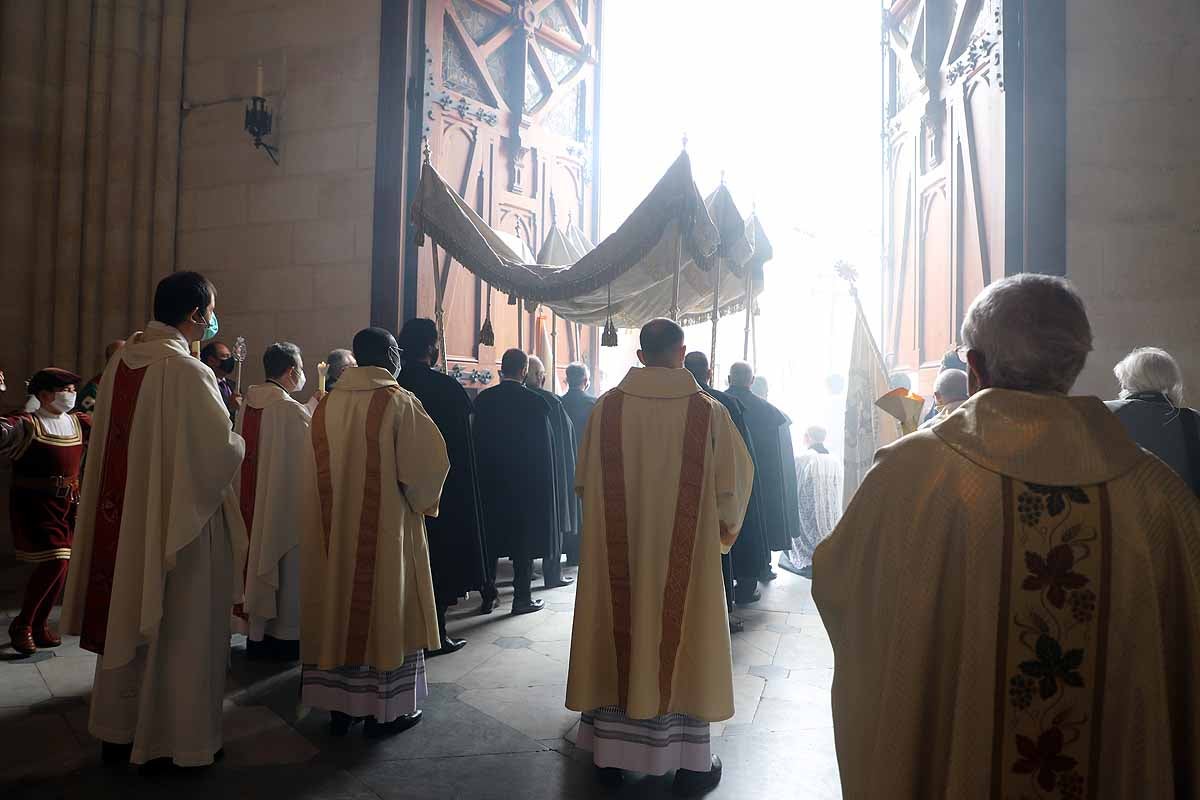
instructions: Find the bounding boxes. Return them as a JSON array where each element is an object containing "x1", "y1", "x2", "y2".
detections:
[
  {"x1": 408, "y1": 0, "x2": 601, "y2": 391},
  {"x1": 883, "y1": 0, "x2": 1064, "y2": 393}
]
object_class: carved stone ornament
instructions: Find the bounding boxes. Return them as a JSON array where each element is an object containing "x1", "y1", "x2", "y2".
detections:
[{"x1": 946, "y1": 30, "x2": 999, "y2": 85}]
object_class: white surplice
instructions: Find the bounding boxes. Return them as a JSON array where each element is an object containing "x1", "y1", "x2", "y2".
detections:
[
  {"x1": 61, "y1": 321, "x2": 246, "y2": 766},
  {"x1": 234, "y1": 382, "x2": 311, "y2": 642}
]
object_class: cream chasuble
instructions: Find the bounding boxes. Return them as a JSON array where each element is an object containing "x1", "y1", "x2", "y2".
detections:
[
  {"x1": 62, "y1": 322, "x2": 247, "y2": 668},
  {"x1": 814, "y1": 389, "x2": 1200, "y2": 800},
  {"x1": 300, "y1": 366, "x2": 448, "y2": 671},
  {"x1": 566, "y1": 367, "x2": 754, "y2": 722},
  {"x1": 234, "y1": 382, "x2": 311, "y2": 639}
]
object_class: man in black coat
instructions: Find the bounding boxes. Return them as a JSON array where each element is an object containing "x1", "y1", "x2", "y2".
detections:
[
  {"x1": 472, "y1": 349, "x2": 559, "y2": 615},
  {"x1": 559, "y1": 362, "x2": 595, "y2": 566},
  {"x1": 686, "y1": 352, "x2": 770, "y2": 607},
  {"x1": 397, "y1": 319, "x2": 490, "y2": 649},
  {"x1": 523, "y1": 355, "x2": 576, "y2": 588},
  {"x1": 727, "y1": 362, "x2": 801, "y2": 569}
]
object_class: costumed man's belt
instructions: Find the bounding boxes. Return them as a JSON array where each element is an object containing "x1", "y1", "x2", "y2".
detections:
[{"x1": 13, "y1": 475, "x2": 81, "y2": 502}]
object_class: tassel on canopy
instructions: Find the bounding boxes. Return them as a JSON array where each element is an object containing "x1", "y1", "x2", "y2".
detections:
[
  {"x1": 478, "y1": 317, "x2": 495, "y2": 346},
  {"x1": 601, "y1": 281, "x2": 618, "y2": 347}
]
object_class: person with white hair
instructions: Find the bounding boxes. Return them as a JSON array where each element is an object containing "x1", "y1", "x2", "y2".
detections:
[
  {"x1": 1107, "y1": 346, "x2": 1199, "y2": 495},
  {"x1": 814, "y1": 274, "x2": 1200, "y2": 799},
  {"x1": 523, "y1": 355, "x2": 576, "y2": 588},
  {"x1": 304, "y1": 348, "x2": 356, "y2": 415},
  {"x1": 778, "y1": 425, "x2": 843, "y2": 578},
  {"x1": 917, "y1": 368, "x2": 969, "y2": 430}
]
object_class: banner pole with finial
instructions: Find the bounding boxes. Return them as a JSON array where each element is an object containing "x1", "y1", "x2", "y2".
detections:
[{"x1": 670, "y1": 133, "x2": 688, "y2": 321}]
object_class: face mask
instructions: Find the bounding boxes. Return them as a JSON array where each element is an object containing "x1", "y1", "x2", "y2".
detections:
[
  {"x1": 50, "y1": 391, "x2": 75, "y2": 414},
  {"x1": 218, "y1": 356, "x2": 236, "y2": 374},
  {"x1": 194, "y1": 310, "x2": 219, "y2": 342},
  {"x1": 293, "y1": 368, "x2": 306, "y2": 393},
  {"x1": 388, "y1": 346, "x2": 401, "y2": 378}
]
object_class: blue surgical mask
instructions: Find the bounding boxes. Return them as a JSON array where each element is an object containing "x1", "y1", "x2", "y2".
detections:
[{"x1": 195, "y1": 310, "x2": 219, "y2": 341}]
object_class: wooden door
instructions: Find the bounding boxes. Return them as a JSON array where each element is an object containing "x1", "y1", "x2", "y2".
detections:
[
  {"x1": 407, "y1": 0, "x2": 602, "y2": 392},
  {"x1": 882, "y1": 0, "x2": 1064, "y2": 393}
]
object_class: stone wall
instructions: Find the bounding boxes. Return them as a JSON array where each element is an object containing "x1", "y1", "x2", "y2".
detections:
[
  {"x1": 1066, "y1": 0, "x2": 1200, "y2": 399},
  {"x1": 178, "y1": 0, "x2": 382, "y2": 391}
]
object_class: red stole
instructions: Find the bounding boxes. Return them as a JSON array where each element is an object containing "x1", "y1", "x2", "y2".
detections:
[
  {"x1": 233, "y1": 406, "x2": 264, "y2": 621},
  {"x1": 80, "y1": 361, "x2": 149, "y2": 654}
]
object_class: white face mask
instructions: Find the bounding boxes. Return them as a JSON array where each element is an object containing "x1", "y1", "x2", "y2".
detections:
[
  {"x1": 50, "y1": 391, "x2": 75, "y2": 414},
  {"x1": 293, "y1": 368, "x2": 306, "y2": 393}
]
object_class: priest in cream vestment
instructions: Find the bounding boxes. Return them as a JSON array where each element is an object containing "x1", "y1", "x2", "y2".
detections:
[
  {"x1": 233, "y1": 342, "x2": 312, "y2": 660},
  {"x1": 300, "y1": 328, "x2": 449, "y2": 738},
  {"x1": 815, "y1": 275, "x2": 1200, "y2": 800},
  {"x1": 61, "y1": 272, "x2": 247, "y2": 768},
  {"x1": 567, "y1": 320, "x2": 753, "y2": 795}
]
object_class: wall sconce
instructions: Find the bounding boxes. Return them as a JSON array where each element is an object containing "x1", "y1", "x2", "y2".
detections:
[{"x1": 245, "y1": 62, "x2": 279, "y2": 165}]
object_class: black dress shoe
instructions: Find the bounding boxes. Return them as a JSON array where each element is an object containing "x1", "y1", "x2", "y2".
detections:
[
  {"x1": 734, "y1": 584, "x2": 761, "y2": 606},
  {"x1": 364, "y1": 710, "x2": 422, "y2": 738},
  {"x1": 478, "y1": 592, "x2": 500, "y2": 615},
  {"x1": 594, "y1": 765, "x2": 624, "y2": 787},
  {"x1": 543, "y1": 574, "x2": 575, "y2": 589},
  {"x1": 798, "y1": 564, "x2": 813, "y2": 579},
  {"x1": 330, "y1": 711, "x2": 363, "y2": 737},
  {"x1": 101, "y1": 741, "x2": 133, "y2": 766},
  {"x1": 760, "y1": 567, "x2": 778, "y2": 582},
  {"x1": 428, "y1": 637, "x2": 467, "y2": 658},
  {"x1": 267, "y1": 636, "x2": 300, "y2": 661},
  {"x1": 672, "y1": 755, "x2": 722, "y2": 797},
  {"x1": 510, "y1": 598, "x2": 545, "y2": 616}
]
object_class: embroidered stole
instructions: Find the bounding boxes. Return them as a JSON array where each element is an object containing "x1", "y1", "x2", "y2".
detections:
[
  {"x1": 80, "y1": 361, "x2": 149, "y2": 654},
  {"x1": 233, "y1": 406, "x2": 264, "y2": 621},
  {"x1": 992, "y1": 479, "x2": 1112, "y2": 799}
]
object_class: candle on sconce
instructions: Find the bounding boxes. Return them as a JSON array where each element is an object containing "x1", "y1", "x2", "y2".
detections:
[
  {"x1": 256, "y1": 61, "x2": 264, "y2": 98},
  {"x1": 317, "y1": 361, "x2": 329, "y2": 392},
  {"x1": 191, "y1": 341, "x2": 201, "y2": 359}
]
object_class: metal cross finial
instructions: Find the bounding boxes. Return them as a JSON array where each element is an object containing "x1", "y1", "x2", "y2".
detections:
[{"x1": 422, "y1": 138, "x2": 431, "y2": 163}]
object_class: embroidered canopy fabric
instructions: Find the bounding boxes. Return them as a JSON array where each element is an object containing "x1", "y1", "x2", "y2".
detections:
[{"x1": 410, "y1": 152, "x2": 771, "y2": 328}]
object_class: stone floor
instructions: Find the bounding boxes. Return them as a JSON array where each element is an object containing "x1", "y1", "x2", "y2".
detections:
[{"x1": 0, "y1": 556, "x2": 842, "y2": 799}]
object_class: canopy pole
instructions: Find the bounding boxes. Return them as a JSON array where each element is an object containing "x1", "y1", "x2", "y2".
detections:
[
  {"x1": 670, "y1": 226, "x2": 683, "y2": 321},
  {"x1": 550, "y1": 311, "x2": 558, "y2": 395},
  {"x1": 742, "y1": 265, "x2": 753, "y2": 360},
  {"x1": 431, "y1": 241, "x2": 449, "y2": 371},
  {"x1": 709, "y1": 255, "x2": 722, "y2": 374}
]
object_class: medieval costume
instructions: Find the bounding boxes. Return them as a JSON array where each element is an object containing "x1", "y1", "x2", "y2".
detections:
[
  {"x1": 61, "y1": 322, "x2": 247, "y2": 767},
  {"x1": 814, "y1": 389, "x2": 1200, "y2": 799},
  {"x1": 567, "y1": 367, "x2": 754, "y2": 780},
  {"x1": 779, "y1": 443, "x2": 843, "y2": 576},
  {"x1": 472, "y1": 379, "x2": 559, "y2": 610},
  {"x1": 528, "y1": 384, "x2": 575, "y2": 586},
  {"x1": 1, "y1": 368, "x2": 90, "y2": 654},
  {"x1": 233, "y1": 381, "x2": 310, "y2": 659},
  {"x1": 728, "y1": 385, "x2": 800, "y2": 553},
  {"x1": 398, "y1": 359, "x2": 488, "y2": 646},
  {"x1": 299, "y1": 366, "x2": 447, "y2": 735},
  {"x1": 1107, "y1": 392, "x2": 1200, "y2": 495}
]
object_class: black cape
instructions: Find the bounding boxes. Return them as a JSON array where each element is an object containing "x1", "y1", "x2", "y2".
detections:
[
  {"x1": 472, "y1": 380, "x2": 560, "y2": 562},
  {"x1": 560, "y1": 388, "x2": 595, "y2": 554},
  {"x1": 702, "y1": 384, "x2": 772, "y2": 587},
  {"x1": 530, "y1": 386, "x2": 577, "y2": 541},
  {"x1": 728, "y1": 385, "x2": 801, "y2": 552},
  {"x1": 397, "y1": 362, "x2": 488, "y2": 599}
]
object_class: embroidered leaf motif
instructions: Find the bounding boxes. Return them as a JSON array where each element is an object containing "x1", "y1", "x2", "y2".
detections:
[
  {"x1": 1028, "y1": 610, "x2": 1051, "y2": 635},
  {"x1": 1019, "y1": 635, "x2": 1086, "y2": 699},
  {"x1": 1026, "y1": 483, "x2": 1091, "y2": 517},
  {"x1": 1022, "y1": 545, "x2": 1089, "y2": 607},
  {"x1": 1061, "y1": 524, "x2": 1083, "y2": 543},
  {"x1": 1011, "y1": 727, "x2": 1079, "y2": 792}
]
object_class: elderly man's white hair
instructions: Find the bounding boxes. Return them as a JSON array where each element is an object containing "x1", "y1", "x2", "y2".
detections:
[
  {"x1": 1114, "y1": 346, "x2": 1185, "y2": 406},
  {"x1": 728, "y1": 361, "x2": 754, "y2": 388},
  {"x1": 960, "y1": 274, "x2": 1092, "y2": 394},
  {"x1": 934, "y1": 368, "x2": 969, "y2": 402},
  {"x1": 525, "y1": 355, "x2": 546, "y2": 387}
]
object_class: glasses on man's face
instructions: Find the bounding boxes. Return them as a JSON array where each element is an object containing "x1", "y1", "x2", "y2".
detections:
[{"x1": 955, "y1": 345, "x2": 971, "y2": 363}]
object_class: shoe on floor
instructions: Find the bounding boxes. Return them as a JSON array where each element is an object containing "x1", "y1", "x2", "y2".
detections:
[
  {"x1": 777, "y1": 552, "x2": 804, "y2": 577},
  {"x1": 760, "y1": 567, "x2": 778, "y2": 582},
  {"x1": 672, "y1": 755, "x2": 722, "y2": 797},
  {"x1": 594, "y1": 765, "x2": 624, "y2": 787},
  {"x1": 733, "y1": 584, "x2": 761, "y2": 606},
  {"x1": 543, "y1": 574, "x2": 575, "y2": 589},
  {"x1": 330, "y1": 711, "x2": 363, "y2": 737},
  {"x1": 798, "y1": 564, "x2": 813, "y2": 579},
  {"x1": 428, "y1": 636, "x2": 467, "y2": 658},
  {"x1": 8, "y1": 621, "x2": 36, "y2": 656},
  {"x1": 33, "y1": 626, "x2": 61, "y2": 648},
  {"x1": 510, "y1": 598, "x2": 545, "y2": 616},
  {"x1": 478, "y1": 592, "x2": 500, "y2": 615},
  {"x1": 364, "y1": 710, "x2": 423, "y2": 739}
]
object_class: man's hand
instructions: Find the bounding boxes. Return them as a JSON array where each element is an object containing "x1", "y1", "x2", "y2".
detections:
[
  {"x1": 314, "y1": 389, "x2": 328, "y2": 402},
  {"x1": 230, "y1": 391, "x2": 243, "y2": 409}
]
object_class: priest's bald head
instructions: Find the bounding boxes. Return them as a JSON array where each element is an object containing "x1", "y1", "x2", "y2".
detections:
[
  {"x1": 684, "y1": 351, "x2": 711, "y2": 387},
  {"x1": 500, "y1": 348, "x2": 529, "y2": 381},
  {"x1": 728, "y1": 361, "x2": 755, "y2": 389},
  {"x1": 637, "y1": 318, "x2": 685, "y2": 369},
  {"x1": 352, "y1": 327, "x2": 401, "y2": 377},
  {"x1": 525, "y1": 355, "x2": 546, "y2": 389}
]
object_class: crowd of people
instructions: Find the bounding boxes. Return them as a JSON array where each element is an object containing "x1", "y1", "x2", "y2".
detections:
[{"x1": 0, "y1": 269, "x2": 1197, "y2": 796}]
